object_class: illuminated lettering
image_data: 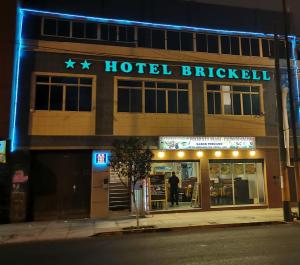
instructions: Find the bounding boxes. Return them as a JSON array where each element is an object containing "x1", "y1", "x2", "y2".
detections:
[
  {"x1": 195, "y1": 66, "x2": 206, "y2": 77},
  {"x1": 216, "y1": 68, "x2": 226, "y2": 79},
  {"x1": 149, "y1": 64, "x2": 160, "y2": 75},
  {"x1": 182, "y1": 66, "x2": 192, "y2": 76},
  {"x1": 120, "y1": 62, "x2": 133, "y2": 73},
  {"x1": 228, "y1": 68, "x2": 239, "y2": 79},
  {"x1": 105, "y1": 60, "x2": 117, "y2": 72},
  {"x1": 241, "y1": 69, "x2": 251, "y2": 80},
  {"x1": 262, "y1": 70, "x2": 271, "y2": 81},
  {"x1": 135, "y1": 63, "x2": 147, "y2": 74},
  {"x1": 162, "y1": 64, "x2": 172, "y2": 75},
  {"x1": 251, "y1": 70, "x2": 261, "y2": 80}
]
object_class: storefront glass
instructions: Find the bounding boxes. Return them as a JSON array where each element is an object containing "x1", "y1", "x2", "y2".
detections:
[
  {"x1": 209, "y1": 160, "x2": 265, "y2": 206},
  {"x1": 149, "y1": 161, "x2": 200, "y2": 210}
]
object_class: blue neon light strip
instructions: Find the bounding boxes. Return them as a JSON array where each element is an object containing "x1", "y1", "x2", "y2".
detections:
[
  {"x1": 290, "y1": 36, "x2": 300, "y2": 123},
  {"x1": 9, "y1": 8, "x2": 24, "y2": 152},
  {"x1": 21, "y1": 8, "x2": 279, "y2": 38}
]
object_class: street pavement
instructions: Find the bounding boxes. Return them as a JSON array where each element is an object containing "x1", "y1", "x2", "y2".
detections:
[
  {"x1": 1, "y1": 224, "x2": 300, "y2": 265},
  {"x1": 0, "y1": 208, "x2": 296, "y2": 244}
]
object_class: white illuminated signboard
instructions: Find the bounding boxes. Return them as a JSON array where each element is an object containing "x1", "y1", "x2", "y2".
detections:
[{"x1": 159, "y1": 137, "x2": 255, "y2": 150}]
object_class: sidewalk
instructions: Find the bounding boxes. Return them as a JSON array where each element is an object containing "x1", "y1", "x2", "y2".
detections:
[{"x1": 0, "y1": 208, "x2": 296, "y2": 245}]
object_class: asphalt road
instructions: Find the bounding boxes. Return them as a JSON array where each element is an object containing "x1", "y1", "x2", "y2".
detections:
[{"x1": 1, "y1": 224, "x2": 300, "y2": 265}]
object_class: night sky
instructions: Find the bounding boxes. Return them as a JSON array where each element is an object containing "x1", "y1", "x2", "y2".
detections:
[{"x1": 193, "y1": 0, "x2": 300, "y2": 34}]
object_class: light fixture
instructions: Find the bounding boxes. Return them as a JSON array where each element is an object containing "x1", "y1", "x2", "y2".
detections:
[
  {"x1": 196, "y1": 151, "x2": 203, "y2": 158},
  {"x1": 215, "y1": 151, "x2": 221, "y2": 157},
  {"x1": 250, "y1": 150, "x2": 256, "y2": 157},
  {"x1": 158, "y1": 151, "x2": 165, "y2": 158},
  {"x1": 177, "y1": 151, "x2": 185, "y2": 158},
  {"x1": 232, "y1": 150, "x2": 239, "y2": 157}
]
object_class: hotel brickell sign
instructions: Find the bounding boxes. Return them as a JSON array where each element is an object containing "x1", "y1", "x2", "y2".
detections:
[{"x1": 104, "y1": 60, "x2": 272, "y2": 81}]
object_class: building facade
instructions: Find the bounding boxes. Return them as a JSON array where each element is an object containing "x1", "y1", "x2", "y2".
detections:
[{"x1": 9, "y1": 1, "x2": 300, "y2": 220}]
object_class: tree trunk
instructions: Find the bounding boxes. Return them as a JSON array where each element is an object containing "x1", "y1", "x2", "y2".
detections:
[{"x1": 132, "y1": 189, "x2": 140, "y2": 228}]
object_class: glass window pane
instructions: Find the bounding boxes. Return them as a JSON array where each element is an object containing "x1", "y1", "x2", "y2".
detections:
[
  {"x1": 215, "y1": 93, "x2": 221, "y2": 114},
  {"x1": 80, "y1": 78, "x2": 93, "y2": 85},
  {"x1": 207, "y1": 93, "x2": 214, "y2": 114},
  {"x1": 167, "y1": 31, "x2": 180, "y2": 50},
  {"x1": 241, "y1": 38, "x2": 251, "y2": 56},
  {"x1": 222, "y1": 86, "x2": 232, "y2": 114},
  {"x1": 196, "y1": 34, "x2": 207, "y2": 52},
  {"x1": 251, "y1": 38, "x2": 260, "y2": 56},
  {"x1": 157, "y1": 91, "x2": 166, "y2": 113},
  {"x1": 233, "y1": 164, "x2": 251, "y2": 204},
  {"x1": 251, "y1": 86, "x2": 259, "y2": 93},
  {"x1": 79, "y1": 87, "x2": 92, "y2": 111},
  {"x1": 100, "y1": 24, "x2": 109, "y2": 40},
  {"x1": 65, "y1": 86, "x2": 78, "y2": 111},
  {"x1": 178, "y1": 91, "x2": 189, "y2": 113},
  {"x1": 251, "y1": 94, "x2": 260, "y2": 115},
  {"x1": 231, "y1": 36, "x2": 240, "y2": 55},
  {"x1": 221, "y1": 36, "x2": 230, "y2": 54},
  {"x1": 262, "y1": 39, "x2": 270, "y2": 57},
  {"x1": 130, "y1": 89, "x2": 142, "y2": 112},
  {"x1": 145, "y1": 81, "x2": 156, "y2": 88},
  {"x1": 50, "y1": 85, "x2": 63, "y2": 110},
  {"x1": 152, "y1": 29, "x2": 165, "y2": 49},
  {"x1": 127, "y1": 27, "x2": 135, "y2": 42},
  {"x1": 207, "y1": 35, "x2": 219, "y2": 53},
  {"x1": 86, "y1": 23, "x2": 98, "y2": 39},
  {"x1": 138, "y1": 28, "x2": 151, "y2": 47},
  {"x1": 181, "y1": 32, "x2": 193, "y2": 51},
  {"x1": 109, "y1": 25, "x2": 117, "y2": 41},
  {"x1": 57, "y1": 20, "x2": 70, "y2": 37},
  {"x1": 207, "y1": 84, "x2": 220, "y2": 91},
  {"x1": 51, "y1": 76, "x2": 78, "y2": 84},
  {"x1": 243, "y1": 94, "x2": 251, "y2": 115},
  {"x1": 44, "y1": 18, "x2": 56, "y2": 35},
  {"x1": 72, "y1": 22, "x2": 84, "y2": 38},
  {"x1": 168, "y1": 91, "x2": 177, "y2": 113},
  {"x1": 118, "y1": 80, "x2": 142, "y2": 87},
  {"x1": 35, "y1": 84, "x2": 49, "y2": 110},
  {"x1": 36, "y1": 76, "x2": 49, "y2": 83},
  {"x1": 118, "y1": 26, "x2": 127, "y2": 41},
  {"x1": 157, "y1": 82, "x2": 176, "y2": 89},
  {"x1": 178, "y1": 83, "x2": 188, "y2": 89},
  {"x1": 233, "y1": 86, "x2": 250, "y2": 92},
  {"x1": 233, "y1": 94, "x2": 241, "y2": 115},
  {"x1": 118, "y1": 89, "x2": 129, "y2": 112},
  {"x1": 145, "y1": 90, "x2": 156, "y2": 113}
]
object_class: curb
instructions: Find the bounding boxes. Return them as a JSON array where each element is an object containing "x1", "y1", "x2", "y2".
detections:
[{"x1": 92, "y1": 221, "x2": 286, "y2": 237}]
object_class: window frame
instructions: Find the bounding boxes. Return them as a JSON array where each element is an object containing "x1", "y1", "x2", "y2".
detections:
[
  {"x1": 205, "y1": 81, "x2": 264, "y2": 116},
  {"x1": 114, "y1": 76, "x2": 192, "y2": 115},
  {"x1": 31, "y1": 72, "x2": 96, "y2": 112}
]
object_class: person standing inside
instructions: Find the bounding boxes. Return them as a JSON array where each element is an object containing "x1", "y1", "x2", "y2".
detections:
[{"x1": 169, "y1": 171, "x2": 179, "y2": 206}]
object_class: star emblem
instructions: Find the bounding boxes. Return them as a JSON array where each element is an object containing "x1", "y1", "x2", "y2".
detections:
[
  {"x1": 81, "y1": 60, "x2": 91, "y2": 70},
  {"x1": 65, "y1": 59, "x2": 76, "y2": 69}
]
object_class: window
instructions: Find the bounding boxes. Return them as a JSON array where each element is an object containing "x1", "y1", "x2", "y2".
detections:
[
  {"x1": 117, "y1": 80, "x2": 142, "y2": 112},
  {"x1": 167, "y1": 31, "x2": 180, "y2": 50},
  {"x1": 152, "y1": 30, "x2": 165, "y2": 49},
  {"x1": 207, "y1": 35, "x2": 219, "y2": 53},
  {"x1": 196, "y1": 34, "x2": 207, "y2": 52},
  {"x1": 34, "y1": 75, "x2": 93, "y2": 111},
  {"x1": 181, "y1": 32, "x2": 194, "y2": 51},
  {"x1": 117, "y1": 79, "x2": 189, "y2": 114},
  {"x1": 209, "y1": 160, "x2": 265, "y2": 206},
  {"x1": 43, "y1": 18, "x2": 57, "y2": 35},
  {"x1": 207, "y1": 84, "x2": 261, "y2": 116}
]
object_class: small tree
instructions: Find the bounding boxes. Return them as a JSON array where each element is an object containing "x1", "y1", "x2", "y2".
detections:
[{"x1": 109, "y1": 137, "x2": 154, "y2": 227}]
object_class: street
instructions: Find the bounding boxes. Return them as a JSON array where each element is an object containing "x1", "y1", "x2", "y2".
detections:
[{"x1": 0, "y1": 224, "x2": 300, "y2": 265}]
